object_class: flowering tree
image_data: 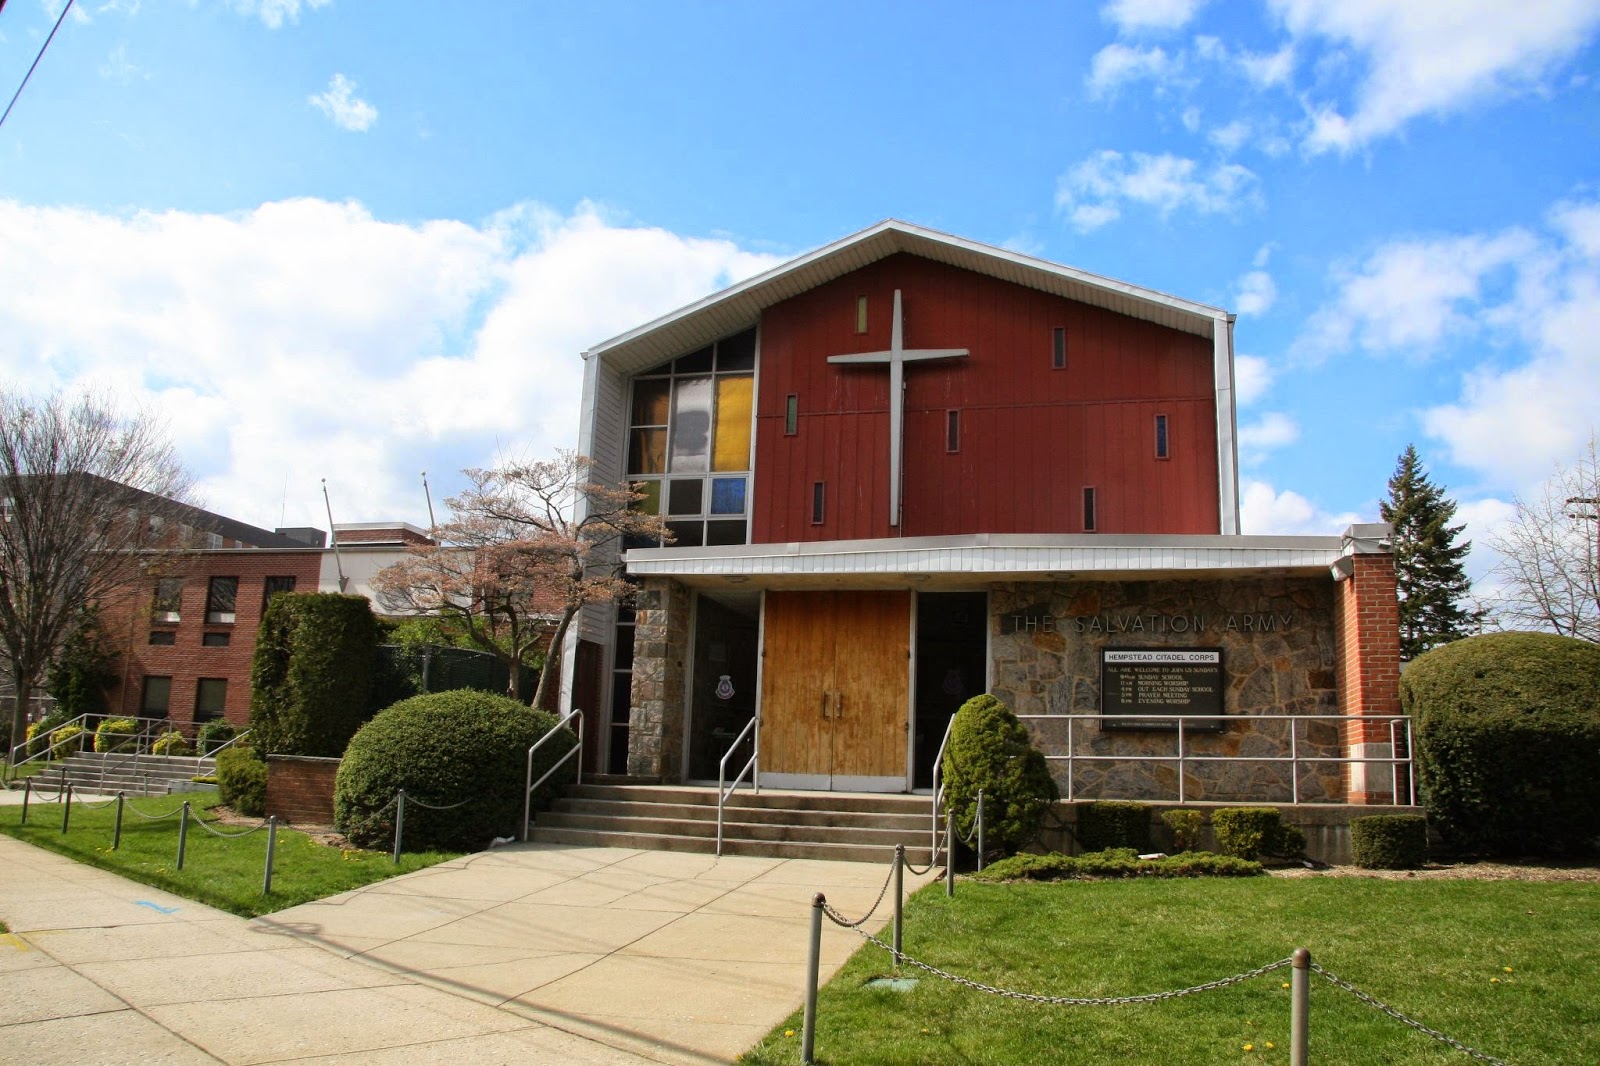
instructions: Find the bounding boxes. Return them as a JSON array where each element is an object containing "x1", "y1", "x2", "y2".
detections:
[{"x1": 372, "y1": 451, "x2": 668, "y2": 710}]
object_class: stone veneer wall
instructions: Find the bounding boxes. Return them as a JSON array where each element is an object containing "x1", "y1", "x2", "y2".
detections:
[
  {"x1": 990, "y1": 577, "x2": 1346, "y2": 803},
  {"x1": 627, "y1": 578, "x2": 693, "y2": 779}
]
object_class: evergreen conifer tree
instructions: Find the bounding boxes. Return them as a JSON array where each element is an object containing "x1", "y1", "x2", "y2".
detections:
[{"x1": 1380, "y1": 444, "x2": 1483, "y2": 659}]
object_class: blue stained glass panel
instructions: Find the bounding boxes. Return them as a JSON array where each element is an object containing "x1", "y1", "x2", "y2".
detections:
[{"x1": 710, "y1": 477, "x2": 746, "y2": 515}]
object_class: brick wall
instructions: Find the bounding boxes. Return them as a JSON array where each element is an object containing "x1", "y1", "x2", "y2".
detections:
[
  {"x1": 265, "y1": 755, "x2": 341, "y2": 826},
  {"x1": 101, "y1": 550, "x2": 324, "y2": 731},
  {"x1": 1333, "y1": 552, "x2": 1402, "y2": 803}
]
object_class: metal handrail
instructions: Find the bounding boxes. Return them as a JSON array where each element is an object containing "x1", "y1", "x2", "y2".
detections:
[
  {"x1": 200, "y1": 728, "x2": 253, "y2": 761},
  {"x1": 7, "y1": 713, "x2": 174, "y2": 780},
  {"x1": 1019, "y1": 713, "x2": 1415, "y2": 805},
  {"x1": 715, "y1": 715, "x2": 760, "y2": 856},
  {"x1": 93, "y1": 717, "x2": 171, "y2": 792},
  {"x1": 928, "y1": 714, "x2": 956, "y2": 861},
  {"x1": 521, "y1": 708, "x2": 583, "y2": 841}
]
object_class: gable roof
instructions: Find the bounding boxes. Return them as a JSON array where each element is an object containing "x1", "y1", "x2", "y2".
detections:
[{"x1": 584, "y1": 219, "x2": 1232, "y2": 377}]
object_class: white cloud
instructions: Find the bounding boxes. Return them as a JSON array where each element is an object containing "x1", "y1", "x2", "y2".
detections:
[
  {"x1": 233, "y1": 0, "x2": 331, "y2": 29},
  {"x1": 1208, "y1": 119, "x2": 1250, "y2": 153},
  {"x1": 1297, "y1": 230, "x2": 1538, "y2": 358},
  {"x1": 1235, "y1": 268, "x2": 1277, "y2": 316},
  {"x1": 1240, "y1": 478, "x2": 1362, "y2": 535},
  {"x1": 1086, "y1": 44, "x2": 1177, "y2": 97},
  {"x1": 1238, "y1": 44, "x2": 1296, "y2": 88},
  {"x1": 1270, "y1": 0, "x2": 1600, "y2": 153},
  {"x1": 1180, "y1": 105, "x2": 1202, "y2": 132},
  {"x1": 98, "y1": 43, "x2": 145, "y2": 82},
  {"x1": 1056, "y1": 150, "x2": 1260, "y2": 231},
  {"x1": 0, "y1": 198, "x2": 782, "y2": 531},
  {"x1": 310, "y1": 74, "x2": 378, "y2": 132},
  {"x1": 1238, "y1": 411, "x2": 1299, "y2": 464},
  {"x1": 1233, "y1": 353, "x2": 1273, "y2": 406},
  {"x1": 1102, "y1": 0, "x2": 1207, "y2": 34}
]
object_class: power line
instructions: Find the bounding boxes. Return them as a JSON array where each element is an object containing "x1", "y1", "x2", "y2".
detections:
[{"x1": 0, "y1": 0, "x2": 74, "y2": 132}]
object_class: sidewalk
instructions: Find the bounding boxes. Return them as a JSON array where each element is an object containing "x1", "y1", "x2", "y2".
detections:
[{"x1": 0, "y1": 802, "x2": 932, "y2": 1064}]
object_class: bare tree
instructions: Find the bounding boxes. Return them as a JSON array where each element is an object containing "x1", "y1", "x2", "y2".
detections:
[
  {"x1": 1487, "y1": 434, "x2": 1600, "y2": 643},
  {"x1": 372, "y1": 451, "x2": 669, "y2": 710},
  {"x1": 0, "y1": 391, "x2": 194, "y2": 754}
]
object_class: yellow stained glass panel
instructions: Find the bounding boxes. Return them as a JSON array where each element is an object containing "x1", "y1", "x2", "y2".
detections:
[{"x1": 713, "y1": 375, "x2": 753, "y2": 472}]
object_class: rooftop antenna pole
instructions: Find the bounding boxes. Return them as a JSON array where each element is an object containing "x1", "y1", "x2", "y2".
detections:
[
  {"x1": 421, "y1": 470, "x2": 437, "y2": 536},
  {"x1": 322, "y1": 478, "x2": 348, "y2": 592}
]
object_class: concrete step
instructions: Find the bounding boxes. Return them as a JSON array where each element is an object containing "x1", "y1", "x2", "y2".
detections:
[
  {"x1": 530, "y1": 784, "x2": 943, "y2": 864},
  {"x1": 531, "y1": 825, "x2": 936, "y2": 865}
]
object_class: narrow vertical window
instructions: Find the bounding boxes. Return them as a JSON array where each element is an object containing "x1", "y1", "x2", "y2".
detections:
[
  {"x1": 785, "y1": 394, "x2": 798, "y2": 436},
  {"x1": 855, "y1": 295, "x2": 869, "y2": 334},
  {"x1": 946, "y1": 409, "x2": 960, "y2": 453},
  {"x1": 811, "y1": 482, "x2": 826, "y2": 525},
  {"x1": 1052, "y1": 327, "x2": 1066, "y2": 369},
  {"x1": 1083, "y1": 487, "x2": 1097, "y2": 532},
  {"x1": 1154, "y1": 414, "x2": 1169, "y2": 459}
]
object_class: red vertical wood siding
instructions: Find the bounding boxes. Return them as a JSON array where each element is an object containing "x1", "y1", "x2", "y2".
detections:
[{"x1": 752, "y1": 254, "x2": 1220, "y2": 542}]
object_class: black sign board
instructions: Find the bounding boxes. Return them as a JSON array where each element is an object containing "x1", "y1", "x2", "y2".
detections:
[{"x1": 1100, "y1": 647, "x2": 1225, "y2": 731}]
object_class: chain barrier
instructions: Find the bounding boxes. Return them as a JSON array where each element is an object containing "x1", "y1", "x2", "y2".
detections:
[
  {"x1": 190, "y1": 816, "x2": 271, "y2": 840},
  {"x1": 834, "y1": 915, "x2": 1293, "y2": 1006},
  {"x1": 818, "y1": 860, "x2": 898, "y2": 929},
  {"x1": 123, "y1": 798, "x2": 184, "y2": 820},
  {"x1": 903, "y1": 852, "x2": 938, "y2": 876},
  {"x1": 405, "y1": 796, "x2": 472, "y2": 811},
  {"x1": 74, "y1": 795, "x2": 120, "y2": 810},
  {"x1": 1311, "y1": 963, "x2": 1510, "y2": 1065}
]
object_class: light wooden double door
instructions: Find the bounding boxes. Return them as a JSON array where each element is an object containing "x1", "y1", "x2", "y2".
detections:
[{"x1": 759, "y1": 590, "x2": 910, "y2": 792}]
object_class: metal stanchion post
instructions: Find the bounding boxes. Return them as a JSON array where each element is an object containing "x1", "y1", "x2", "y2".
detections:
[
  {"x1": 176, "y1": 801, "x2": 190, "y2": 870},
  {"x1": 945, "y1": 808, "x2": 955, "y2": 898},
  {"x1": 1290, "y1": 947, "x2": 1310, "y2": 1066},
  {"x1": 58, "y1": 767, "x2": 67, "y2": 801},
  {"x1": 61, "y1": 784, "x2": 73, "y2": 833},
  {"x1": 112, "y1": 792, "x2": 125, "y2": 850},
  {"x1": 892, "y1": 843, "x2": 904, "y2": 968},
  {"x1": 392, "y1": 789, "x2": 406, "y2": 864},
  {"x1": 262, "y1": 816, "x2": 278, "y2": 895},
  {"x1": 20, "y1": 778, "x2": 30, "y2": 825},
  {"x1": 802, "y1": 893, "x2": 824, "y2": 1066},
  {"x1": 976, "y1": 788, "x2": 985, "y2": 872}
]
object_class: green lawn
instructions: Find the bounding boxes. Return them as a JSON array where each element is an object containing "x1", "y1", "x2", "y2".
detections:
[
  {"x1": 0, "y1": 791, "x2": 458, "y2": 917},
  {"x1": 744, "y1": 875, "x2": 1595, "y2": 1065}
]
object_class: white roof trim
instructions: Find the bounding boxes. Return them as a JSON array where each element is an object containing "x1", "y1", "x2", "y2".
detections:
[
  {"x1": 585, "y1": 219, "x2": 1229, "y2": 375},
  {"x1": 624, "y1": 532, "x2": 1346, "y2": 584}
]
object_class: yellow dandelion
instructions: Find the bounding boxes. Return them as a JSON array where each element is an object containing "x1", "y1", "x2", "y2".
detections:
[
  {"x1": 1503, "y1": 966, "x2": 1513, "y2": 974},
  {"x1": 1281, "y1": 981, "x2": 1291, "y2": 989},
  {"x1": 1265, "y1": 1042, "x2": 1275, "y2": 1050},
  {"x1": 1243, "y1": 1043, "x2": 1255, "y2": 1052},
  {"x1": 1490, "y1": 977, "x2": 1500, "y2": 984},
  {"x1": 784, "y1": 1029, "x2": 795, "y2": 1038}
]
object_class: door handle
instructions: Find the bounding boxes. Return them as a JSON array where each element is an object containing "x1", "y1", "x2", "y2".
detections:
[
  {"x1": 821, "y1": 692, "x2": 831, "y2": 719},
  {"x1": 835, "y1": 692, "x2": 844, "y2": 719}
]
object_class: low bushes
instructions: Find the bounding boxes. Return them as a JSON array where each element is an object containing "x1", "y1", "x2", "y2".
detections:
[
  {"x1": 335, "y1": 690, "x2": 576, "y2": 853},
  {"x1": 1211, "y1": 807, "x2": 1305, "y2": 861},
  {"x1": 216, "y1": 748, "x2": 268, "y2": 817},
  {"x1": 152, "y1": 730, "x2": 193, "y2": 756},
  {"x1": 24, "y1": 711, "x2": 71, "y2": 758},
  {"x1": 1351, "y1": 814, "x2": 1428, "y2": 870},
  {"x1": 973, "y1": 848, "x2": 1262, "y2": 881},
  {"x1": 1160, "y1": 809, "x2": 1207, "y2": 852},
  {"x1": 941, "y1": 694, "x2": 1058, "y2": 859},
  {"x1": 196, "y1": 720, "x2": 236, "y2": 755},
  {"x1": 93, "y1": 717, "x2": 138, "y2": 753},
  {"x1": 1076, "y1": 801, "x2": 1152, "y2": 852}
]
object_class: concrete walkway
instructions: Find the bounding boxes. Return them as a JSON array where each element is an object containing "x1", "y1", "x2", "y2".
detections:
[{"x1": 0, "y1": 797, "x2": 934, "y2": 1064}]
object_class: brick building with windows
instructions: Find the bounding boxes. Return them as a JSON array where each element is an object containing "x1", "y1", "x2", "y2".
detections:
[
  {"x1": 100, "y1": 518, "x2": 430, "y2": 734},
  {"x1": 559, "y1": 220, "x2": 1406, "y2": 805}
]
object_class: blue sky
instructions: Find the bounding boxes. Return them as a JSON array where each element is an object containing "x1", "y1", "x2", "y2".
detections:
[{"x1": 2, "y1": 0, "x2": 1598, "y2": 597}]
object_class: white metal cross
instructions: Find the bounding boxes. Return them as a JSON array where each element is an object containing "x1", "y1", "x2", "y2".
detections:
[{"x1": 827, "y1": 289, "x2": 968, "y2": 527}]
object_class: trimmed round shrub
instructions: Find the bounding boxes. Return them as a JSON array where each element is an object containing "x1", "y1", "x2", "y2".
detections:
[
  {"x1": 1076, "y1": 801, "x2": 1152, "y2": 853},
  {"x1": 1212, "y1": 807, "x2": 1303, "y2": 860},
  {"x1": 152, "y1": 730, "x2": 193, "y2": 756},
  {"x1": 93, "y1": 717, "x2": 138, "y2": 753},
  {"x1": 44, "y1": 722, "x2": 85, "y2": 757},
  {"x1": 1404, "y1": 632, "x2": 1600, "y2": 857},
  {"x1": 24, "y1": 711, "x2": 71, "y2": 758},
  {"x1": 1351, "y1": 814, "x2": 1428, "y2": 870},
  {"x1": 941, "y1": 693, "x2": 1058, "y2": 859},
  {"x1": 196, "y1": 719, "x2": 237, "y2": 755},
  {"x1": 335, "y1": 690, "x2": 576, "y2": 853},
  {"x1": 216, "y1": 747, "x2": 267, "y2": 817}
]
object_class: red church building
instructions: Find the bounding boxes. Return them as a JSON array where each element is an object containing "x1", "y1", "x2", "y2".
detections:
[{"x1": 561, "y1": 221, "x2": 1404, "y2": 806}]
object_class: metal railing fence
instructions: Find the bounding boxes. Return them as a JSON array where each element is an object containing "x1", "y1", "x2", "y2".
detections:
[
  {"x1": 521, "y1": 708, "x2": 583, "y2": 841},
  {"x1": 1017, "y1": 713, "x2": 1415, "y2": 805},
  {"x1": 715, "y1": 715, "x2": 760, "y2": 856}
]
